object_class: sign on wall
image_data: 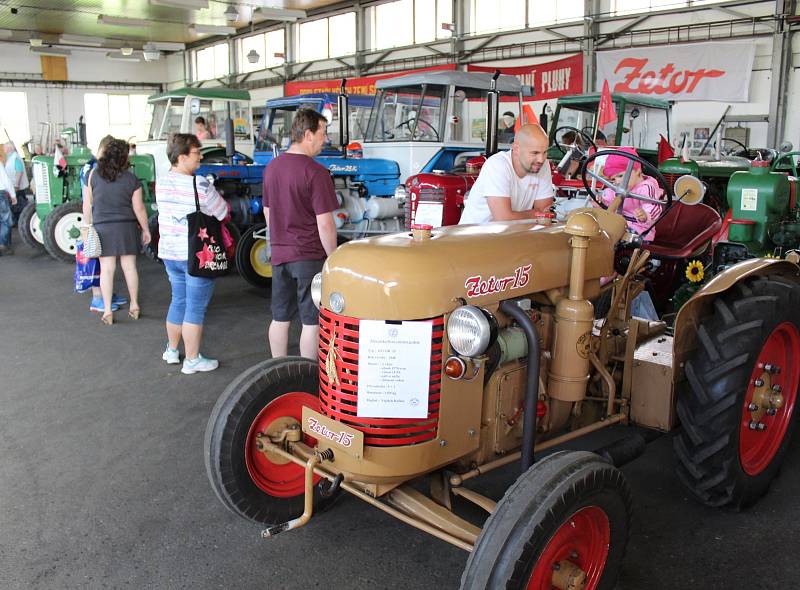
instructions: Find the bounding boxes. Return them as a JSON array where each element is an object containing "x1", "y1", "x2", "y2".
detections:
[
  {"x1": 596, "y1": 41, "x2": 756, "y2": 102},
  {"x1": 468, "y1": 54, "x2": 584, "y2": 101},
  {"x1": 284, "y1": 64, "x2": 456, "y2": 96}
]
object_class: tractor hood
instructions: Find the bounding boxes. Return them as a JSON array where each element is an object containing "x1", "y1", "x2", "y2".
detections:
[{"x1": 321, "y1": 210, "x2": 622, "y2": 320}]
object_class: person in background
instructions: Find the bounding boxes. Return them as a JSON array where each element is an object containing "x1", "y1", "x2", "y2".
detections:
[
  {"x1": 3, "y1": 142, "x2": 28, "y2": 226},
  {"x1": 0, "y1": 145, "x2": 15, "y2": 255},
  {"x1": 459, "y1": 124, "x2": 554, "y2": 224},
  {"x1": 157, "y1": 133, "x2": 228, "y2": 374},
  {"x1": 81, "y1": 135, "x2": 128, "y2": 313},
  {"x1": 194, "y1": 117, "x2": 212, "y2": 140},
  {"x1": 263, "y1": 108, "x2": 338, "y2": 360}
]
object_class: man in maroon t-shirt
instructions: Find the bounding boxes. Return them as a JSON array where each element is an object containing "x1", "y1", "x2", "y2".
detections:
[{"x1": 262, "y1": 109, "x2": 338, "y2": 359}]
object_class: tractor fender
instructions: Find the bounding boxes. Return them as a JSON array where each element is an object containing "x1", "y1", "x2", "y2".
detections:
[{"x1": 672, "y1": 257, "x2": 800, "y2": 377}]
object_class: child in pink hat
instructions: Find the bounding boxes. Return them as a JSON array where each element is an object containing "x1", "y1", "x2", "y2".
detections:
[{"x1": 600, "y1": 147, "x2": 665, "y2": 241}]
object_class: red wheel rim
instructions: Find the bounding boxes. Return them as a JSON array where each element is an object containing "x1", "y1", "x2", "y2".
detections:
[
  {"x1": 739, "y1": 322, "x2": 800, "y2": 476},
  {"x1": 527, "y1": 505, "x2": 610, "y2": 590},
  {"x1": 245, "y1": 392, "x2": 321, "y2": 498}
]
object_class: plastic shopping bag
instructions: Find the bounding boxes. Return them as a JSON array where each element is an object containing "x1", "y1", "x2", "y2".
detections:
[{"x1": 74, "y1": 239, "x2": 100, "y2": 293}]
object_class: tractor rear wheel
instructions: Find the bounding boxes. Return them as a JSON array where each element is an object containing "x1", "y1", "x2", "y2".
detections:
[
  {"x1": 18, "y1": 201, "x2": 45, "y2": 251},
  {"x1": 205, "y1": 357, "x2": 337, "y2": 525},
  {"x1": 461, "y1": 451, "x2": 631, "y2": 590},
  {"x1": 236, "y1": 223, "x2": 272, "y2": 288},
  {"x1": 674, "y1": 275, "x2": 800, "y2": 509},
  {"x1": 43, "y1": 201, "x2": 83, "y2": 262}
]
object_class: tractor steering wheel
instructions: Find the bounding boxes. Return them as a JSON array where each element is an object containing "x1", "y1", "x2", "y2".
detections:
[
  {"x1": 718, "y1": 137, "x2": 749, "y2": 157},
  {"x1": 579, "y1": 149, "x2": 673, "y2": 231},
  {"x1": 552, "y1": 126, "x2": 598, "y2": 156},
  {"x1": 394, "y1": 117, "x2": 440, "y2": 141}
]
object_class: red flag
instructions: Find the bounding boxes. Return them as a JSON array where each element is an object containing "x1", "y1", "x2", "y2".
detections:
[
  {"x1": 597, "y1": 80, "x2": 617, "y2": 130},
  {"x1": 657, "y1": 134, "x2": 675, "y2": 164}
]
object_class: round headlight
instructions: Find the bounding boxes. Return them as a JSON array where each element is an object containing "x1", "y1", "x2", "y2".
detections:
[
  {"x1": 310, "y1": 273, "x2": 322, "y2": 309},
  {"x1": 329, "y1": 291, "x2": 345, "y2": 314},
  {"x1": 394, "y1": 183, "x2": 407, "y2": 201},
  {"x1": 447, "y1": 306, "x2": 492, "y2": 357}
]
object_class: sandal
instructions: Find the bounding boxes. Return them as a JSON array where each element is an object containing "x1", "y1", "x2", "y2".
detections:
[
  {"x1": 128, "y1": 308, "x2": 140, "y2": 320},
  {"x1": 101, "y1": 312, "x2": 114, "y2": 325}
]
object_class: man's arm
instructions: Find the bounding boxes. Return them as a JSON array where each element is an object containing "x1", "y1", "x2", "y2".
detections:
[
  {"x1": 316, "y1": 212, "x2": 337, "y2": 256},
  {"x1": 263, "y1": 207, "x2": 269, "y2": 229},
  {"x1": 487, "y1": 196, "x2": 551, "y2": 221}
]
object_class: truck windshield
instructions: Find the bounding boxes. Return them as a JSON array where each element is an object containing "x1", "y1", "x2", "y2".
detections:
[
  {"x1": 366, "y1": 85, "x2": 446, "y2": 142},
  {"x1": 148, "y1": 98, "x2": 184, "y2": 140}
]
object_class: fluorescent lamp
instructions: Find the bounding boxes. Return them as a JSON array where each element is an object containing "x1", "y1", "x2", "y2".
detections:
[
  {"x1": 30, "y1": 33, "x2": 43, "y2": 47},
  {"x1": 31, "y1": 46, "x2": 72, "y2": 56},
  {"x1": 97, "y1": 15, "x2": 154, "y2": 27},
  {"x1": 59, "y1": 34, "x2": 107, "y2": 46},
  {"x1": 254, "y1": 6, "x2": 306, "y2": 21},
  {"x1": 149, "y1": 0, "x2": 210, "y2": 9},
  {"x1": 189, "y1": 24, "x2": 237, "y2": 35},
  {"x1": 146, "y1": 41, "x2": 186, "y2": 51},
  {"x1": 107, "y1": 51, "x2": 141, "y2": 62}
]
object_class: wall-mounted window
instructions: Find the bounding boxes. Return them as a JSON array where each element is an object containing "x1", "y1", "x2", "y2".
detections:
[
  {"x1": 611, "y1": 0, "x2": 688, "y2": 16},
  {"x1": 528, "y1": 0, "x2": 583, "y2": 27},
  {"x1": 369, "y1": 0, "x2": 452, "y2": 50},
  {"x1": 0, "y1": 92, "x2": 30, "y2": 151},
  {"x1": 193, "y1": 42, "x2": 229, "y2": 81},
  {"x1": 84, "y1": 93, "x2": 152, "y2": 149},
  {"x1": 237, "y1": 29, "x2": 285, "y2": 73},
  {"x1": 472, "y1": 0, "x2": 526, "y2": 34},
  {"x1": 296, "y1": 12, "x2": 356, "y2": 62}
]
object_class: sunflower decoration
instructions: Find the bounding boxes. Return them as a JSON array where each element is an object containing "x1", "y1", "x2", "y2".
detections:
[{"x1": 685, "y1": 260, "x2": 705, "y2": 283}]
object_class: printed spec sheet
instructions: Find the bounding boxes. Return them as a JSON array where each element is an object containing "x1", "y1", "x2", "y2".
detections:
[{"x1": 357, "y1": 320, "x2": 432, "y2": 419}]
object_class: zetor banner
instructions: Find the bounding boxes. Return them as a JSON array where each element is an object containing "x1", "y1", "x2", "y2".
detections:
[
  {"x1": 468, "y1": 54, "x2": 583, "y2": 101},
  {"x1": 284, "y1": 64, "x2": 456, "y2": 96},
  {"x1": 596, "y1": 41, "x2": 756, "y2": 102}
]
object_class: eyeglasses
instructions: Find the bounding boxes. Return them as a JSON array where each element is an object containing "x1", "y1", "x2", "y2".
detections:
[{"x1": 188, "y1": 149, "x2": 202, "y2": 156}]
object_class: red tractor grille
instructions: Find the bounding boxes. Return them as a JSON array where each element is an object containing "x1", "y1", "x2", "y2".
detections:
[
  {"x1": 662, "y1": 173, "x2": 680, "y2": 191},
  {"x1": 405, "y1": 187, "x2": 445, "y2": 229},
  {"x1": 318, "y1": 309, "x2": 444, "y2": 446}
]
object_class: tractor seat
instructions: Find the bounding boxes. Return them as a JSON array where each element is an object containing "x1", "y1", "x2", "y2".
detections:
[{"x1": 644, "y1": 203, "x2": 722, "y2": 259}]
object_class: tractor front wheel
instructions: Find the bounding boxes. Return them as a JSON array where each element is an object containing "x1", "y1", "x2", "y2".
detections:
[
  {"x1": 461, "y1": 451, "x2": 632, "y2": 590},
  {"x1": 43, "y1": 201, "x2": 83, "y2": 262},
  {"x1": 235, "y1": 223, "x2": 272, "y2": 288},
  {"x1": 204, "y1": 357, "x2": 336, "y2": 525},
  {"x1": 674, "y1": 275, "x2": 800, "y2": 509},
  {"x1": 18, "y1": 201, "x2": 45, "y2": 251}
]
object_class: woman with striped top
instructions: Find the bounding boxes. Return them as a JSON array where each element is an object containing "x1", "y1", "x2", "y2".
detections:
[{"x1": 156, "y1": 133, "x2": 228, "y2": 374}]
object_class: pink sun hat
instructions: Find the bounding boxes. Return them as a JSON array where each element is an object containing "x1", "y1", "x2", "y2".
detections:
[{"x1": 603, "y1": 147, "x2": 641, "y2": 177}]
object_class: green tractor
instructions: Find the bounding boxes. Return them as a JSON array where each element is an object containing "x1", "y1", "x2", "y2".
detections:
[{"x1": 21, "y1": 123, "x2": 156, "y2": 262}]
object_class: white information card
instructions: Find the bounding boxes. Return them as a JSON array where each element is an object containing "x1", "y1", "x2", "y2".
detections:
[{"x1": 357, "y1": 320, "x2": 433, "y2": 419}]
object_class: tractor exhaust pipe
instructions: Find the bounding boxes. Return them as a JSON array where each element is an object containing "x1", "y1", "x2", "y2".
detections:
[
  {"x1": 485, "y1": 70, "x2": 501, "y2": 158},
  {"x1": 225, "y1": 101, "x2": 235, "y2": 164},
  {"x1": 499, "y1": 299, "x2": 540, "y2": 472},
  {"x1": 338, "y1": 78, "x2": 350, "y2": 157}
]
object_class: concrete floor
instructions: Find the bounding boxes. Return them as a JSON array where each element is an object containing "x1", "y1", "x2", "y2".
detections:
[{"x1": 2, "y1": 231, "x2": 800, "y2": 590}]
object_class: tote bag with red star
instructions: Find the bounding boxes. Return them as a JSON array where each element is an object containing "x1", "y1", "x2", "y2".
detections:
[{"x1": 187, "y1": 175, "x2": 229, "y2": 278}]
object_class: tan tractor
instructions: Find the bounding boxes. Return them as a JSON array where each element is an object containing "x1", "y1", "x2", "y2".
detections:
[{"x1": 205, "y1": 163, "x2": 800, "y2": 589}]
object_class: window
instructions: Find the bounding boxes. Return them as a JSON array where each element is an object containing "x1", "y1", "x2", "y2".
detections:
[
  {"x1": 366, "y1": 84, "x2": 447, "y2": 142},
  {"x1": 296, "y1": 12, "x2": 356, "y2": 62},
  {"x1": 193, "y1": 42, "x2": 230, "y2": 81},
  {"x1": 369, "y1": 0, "x2": 452, "y2": 50},
  {"x1": 84, "y1": 94, "x2": 152, "y2": 149},
  {"x1": 472, "y1": 0, "x2": 525, "y2": 34},
  {"x1": 611, "y1": 0, "x2": 687, "y2": 16},
  {"x1": 237, "y1": 29, "x2": 285, "y2": 73},
  {"x1": 0, "y1": 92, "x2": 30, "y2": 152},
  {"x1": 528, "y1": 0, "x2": 583, "y2": 27}
]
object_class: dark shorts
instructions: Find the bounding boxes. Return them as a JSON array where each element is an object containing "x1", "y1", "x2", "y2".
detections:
[{"x1": 271, "y1": 258, "x2": 325, "y2": 325}]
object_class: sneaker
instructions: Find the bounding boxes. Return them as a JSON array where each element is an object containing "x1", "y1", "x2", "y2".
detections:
[
  {"x1": 111, "y1": 294, "x2": 128, "y2": 306},
  {"x1": 181, "y1": 354, "x2": 219, "y2": 374},
  {"x1": 89, "y1": 297, "x2": 120, "y2": 313},
  {"x1": 162, "y1": 346, "x2": 180, "y2": 365}
]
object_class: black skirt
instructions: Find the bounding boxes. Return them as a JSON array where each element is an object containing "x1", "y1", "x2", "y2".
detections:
[{"x1": 95, "y1": 221, "x2": 141, "y2": 256}]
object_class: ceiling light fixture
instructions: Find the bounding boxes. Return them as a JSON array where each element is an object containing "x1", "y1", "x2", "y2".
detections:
[
  {"x1": 246, "y1": 49, "x2": 259, "y2": 63},
  {"x1": 97, "y1": 15, "x2": 155, "y2": 27},
  {"x1": 121, "y1": 46, "x2": 134, "y2": 56},
  {"x1": 145, "y1": 41, "x2": 186, "y2": 51},
  {"x1": 31, "y1": 46, "x2": 72, "y2": 56},
  {"x1": 107, "y1": 51, "x2": 141, "y2": 62},
  {"x1": 189, "y1": 23, "x2": 237, "y2": 35},
  {"x1": 142, "y1": 45, "x2": 163, "y2": 61},
  {"x1": 252, "y1": 5, "x2": 306, "y2": 21},
  {"x1": 224, "y1": 5, "x2": 239, "y2": 21},
  {"x1": 149, "y1": 0, "x2": 210, "y2": 9},
  {"x1": 58, "y1": 34, "x2": 107, "y2": 46},
  {"x1": 29, "y1": 33, "x2": 43, "y2": 47}
]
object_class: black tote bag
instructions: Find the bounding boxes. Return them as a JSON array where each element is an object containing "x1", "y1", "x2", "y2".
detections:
[{"x1": 187, "y1": 175, "x2": 229, "y2": 278}]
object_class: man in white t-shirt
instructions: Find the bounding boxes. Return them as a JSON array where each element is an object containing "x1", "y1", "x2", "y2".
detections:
[{"x1": 459, "y1": 124, "x2": 554, "y2": 224}]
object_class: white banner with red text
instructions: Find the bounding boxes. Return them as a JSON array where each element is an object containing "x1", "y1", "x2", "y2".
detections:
[
  {"x1": 468, "y1": 54, "x2": 583, "y2": 101},
  {"x1": 596, "y1": 41, "x2": 755, "y2": 102}
]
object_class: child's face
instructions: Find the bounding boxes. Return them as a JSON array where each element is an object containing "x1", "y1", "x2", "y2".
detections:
[{"x1": 610, "y1": 167, "x2": 643, "y2": 189}]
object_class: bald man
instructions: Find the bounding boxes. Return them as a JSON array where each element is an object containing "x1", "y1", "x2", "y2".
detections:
[{"x1": 459, "y1": 124, "x2": 554, "y2": 224}]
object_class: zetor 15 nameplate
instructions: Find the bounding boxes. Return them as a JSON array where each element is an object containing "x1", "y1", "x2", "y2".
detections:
[{"x1": 302, "y1": 407, "x2": 365, "y2": 460}]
